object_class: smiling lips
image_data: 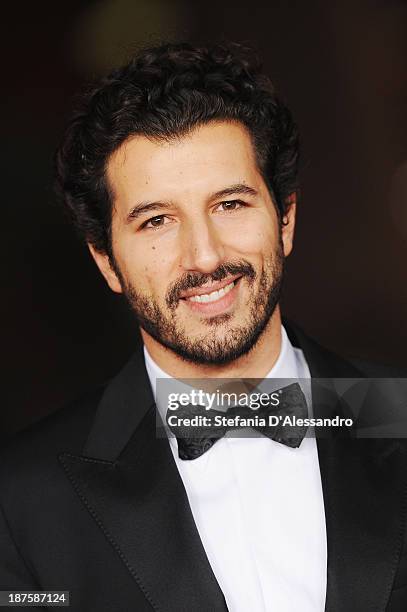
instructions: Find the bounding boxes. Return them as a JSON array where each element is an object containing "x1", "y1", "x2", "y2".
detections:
[
  {"x1": 179, "y1": 275, "x2": 242, "y2": 313},
  {"x1": 187, "y1": 280, "x2": 236, "y2": 303},
  {"x1": 180, "y1": 275, "x2": 241, "y2": 301}
]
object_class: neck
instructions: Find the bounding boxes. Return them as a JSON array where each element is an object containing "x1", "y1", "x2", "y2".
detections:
[{"x1": 140, "y1": 307, "x2": 283, "y2": 379}]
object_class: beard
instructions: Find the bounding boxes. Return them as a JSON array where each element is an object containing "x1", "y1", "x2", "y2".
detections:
[{"x1": 114, "y1": 242, "x2": 284, "y2": 366}]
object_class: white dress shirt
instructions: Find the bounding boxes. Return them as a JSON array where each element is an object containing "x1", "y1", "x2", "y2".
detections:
[{"x1": 144, "y1": 326, "x2": 327, "y2": 611}]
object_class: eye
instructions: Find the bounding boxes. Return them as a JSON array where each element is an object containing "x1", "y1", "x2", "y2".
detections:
[
  {"x1": 215, "y1": 200, "x2": 246, "y2": 213},
  {"x1": 141, "y1": 215, "x2": 171, "y2": 230}
]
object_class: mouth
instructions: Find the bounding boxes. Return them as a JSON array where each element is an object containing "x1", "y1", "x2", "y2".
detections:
[{"x1": 180, "y1": 276, "x2": 243, "y2": 316}]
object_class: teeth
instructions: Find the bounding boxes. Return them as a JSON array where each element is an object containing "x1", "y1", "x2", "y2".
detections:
[{"x1": 188, "y1": 281, "x2": 235, "y2": 303}]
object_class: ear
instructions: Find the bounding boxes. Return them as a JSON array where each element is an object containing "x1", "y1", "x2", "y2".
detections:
[
  {"x1": 281, "y1": 192, "x2": 297, "y2": 257},
  {"x1": 88, "y1": 244, "x2": 123, "y2": 294}
]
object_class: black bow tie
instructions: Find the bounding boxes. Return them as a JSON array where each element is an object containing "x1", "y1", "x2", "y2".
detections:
[{"x1": 165, "y1": 382, "x2": 309, "y2": 460}]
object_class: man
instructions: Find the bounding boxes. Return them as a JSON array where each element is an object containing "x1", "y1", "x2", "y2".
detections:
[{"x1": 1, "y1": 42, "x2": 407, "y2": 612}]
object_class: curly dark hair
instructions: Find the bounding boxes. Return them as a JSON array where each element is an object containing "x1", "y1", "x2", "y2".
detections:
[{"x1": 55, "y1": 42, "x2": 299, "y2": 260}]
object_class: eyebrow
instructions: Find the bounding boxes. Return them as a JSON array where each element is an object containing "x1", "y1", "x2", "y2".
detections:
[{"x1": 125, "y1": 183, "x2": 259, "y2": 224}]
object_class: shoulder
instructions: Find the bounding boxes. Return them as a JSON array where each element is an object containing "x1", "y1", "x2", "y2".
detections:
[
  {"x1": 0, "y1": 385, "x2": 105, "y2": 481},
  {"x1": 0, "y1": 385, "x2": 111, "y2": 548},
  {"x1": 347, "y1": 357, "x2": 407, "y2": 378},
  {"x1": 284, "y1": 320, "x2": 407, "y2": 378}
]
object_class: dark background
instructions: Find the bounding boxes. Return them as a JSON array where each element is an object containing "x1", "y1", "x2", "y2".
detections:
[{"x1": 2, "y1": 0, "x2": 407, "y2": 443}]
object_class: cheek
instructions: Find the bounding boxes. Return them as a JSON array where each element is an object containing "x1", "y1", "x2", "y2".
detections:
[
  {"x1": 117, "y1": 238, "x2": 175, "y2": 295},
  {"x1": 229, "y1": 217, "x2": 277, "y2": 256}
]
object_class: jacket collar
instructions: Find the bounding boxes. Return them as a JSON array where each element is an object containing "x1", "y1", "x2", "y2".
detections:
[
  {"x1": 62, "y1": 344, "x2": 228, "y2": 611},
  {"x1": 286, "y1": 322, "x2": 407, "y2": 611},
  {"x1": 83, "y1": 349, "x2": 155, "y2": 461},
  {"x1": 61, "y1": 322, "x2": 407, "y2": 612},
  {"x1": 84, "y1": 320, "x2": 362, "y2": 462}
]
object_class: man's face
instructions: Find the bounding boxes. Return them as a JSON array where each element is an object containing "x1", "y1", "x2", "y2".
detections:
[{"x1": 94, "y1": 121, "x2": 295, "y2": 365}]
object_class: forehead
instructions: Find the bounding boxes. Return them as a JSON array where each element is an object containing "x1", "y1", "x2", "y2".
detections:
[{"x1": 106, "y1": 121, "x2": 264, "y2": 206}]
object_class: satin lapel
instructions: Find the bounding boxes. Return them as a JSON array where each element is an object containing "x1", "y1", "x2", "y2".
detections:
[
  {"x1": 285, "y1": 323, "x2": 407, "y2": 612},
  {"x1": 59, "y1": 346, "x2": 227, "y2": 612},
  {"x1": 318, "y1": 437, "x2": 407, "y2": 612}
]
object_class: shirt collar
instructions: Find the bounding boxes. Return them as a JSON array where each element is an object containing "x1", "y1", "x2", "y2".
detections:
[
  {"x1": 144, "y1": 325, "x2": 311, "y2": 451},
  {"x1": 144, "y1": 325, "x2": 305, "y2": 401}
]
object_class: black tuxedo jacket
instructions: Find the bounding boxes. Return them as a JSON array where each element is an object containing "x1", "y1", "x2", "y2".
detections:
[{"x1": 1, "y1": 324, "x2": 407, "y2": 612}]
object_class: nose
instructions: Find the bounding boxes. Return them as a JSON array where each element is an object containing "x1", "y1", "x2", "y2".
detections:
[{"x1": 179, "y1": 214, "x2": 226, "y2": 273}]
